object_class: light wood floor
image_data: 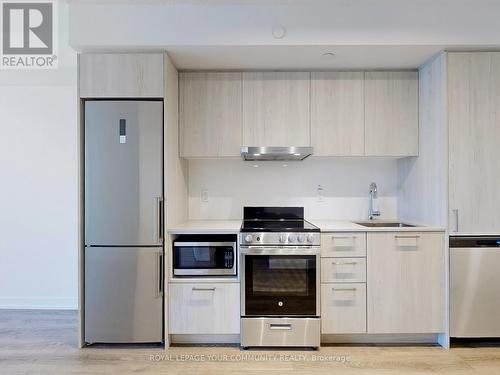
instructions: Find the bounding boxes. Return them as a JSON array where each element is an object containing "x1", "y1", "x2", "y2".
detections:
[{"x1": 1, "y1": 310, "x2": 500, "y2": 374}]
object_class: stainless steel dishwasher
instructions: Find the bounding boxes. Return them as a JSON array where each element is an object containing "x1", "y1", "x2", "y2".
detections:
[{"x1": 450, "y1": 236, "x2": 500, "y2": 337}]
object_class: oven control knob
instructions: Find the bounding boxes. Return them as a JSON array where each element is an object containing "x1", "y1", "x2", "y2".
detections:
[
  {"x1": 245, "y1": 234, "x2": 253, "y2": 243},
  {"x1": 279, "y1": 235, "x2": 286, "y2": 243},
  {"x1": 288, "y1": 235, "x2": 296, "y2": 242},
  {"x1": 297, "y1": 235, "x2": 305, "y2": 243},
  {"x1": 307, "y1": 234, "x2": 314, "y2": 243}
]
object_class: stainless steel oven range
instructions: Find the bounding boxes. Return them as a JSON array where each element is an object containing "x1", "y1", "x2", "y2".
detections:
[{"x1": 240, "y1": 207, "x2": 321, "y2": 349}]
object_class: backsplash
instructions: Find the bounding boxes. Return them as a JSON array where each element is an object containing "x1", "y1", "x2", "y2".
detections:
[{"x1": 188, "y1": 158, "x2": 398, "y2": 220}]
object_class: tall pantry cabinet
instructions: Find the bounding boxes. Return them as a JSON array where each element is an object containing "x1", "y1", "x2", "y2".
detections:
[{"x1": 447, "y1": 52, "x2": 500, "y2": 233}]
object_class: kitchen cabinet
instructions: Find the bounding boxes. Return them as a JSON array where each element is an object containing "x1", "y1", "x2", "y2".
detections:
[
  {"x1": 448, "y1": 52, "x2": 500, "y2": 233},
  {"x1": 169, "y1": 283, "x2": 240, "y2": 334},
  {"x1": 242, "y1": 72, "x2": 310, "y2": 147},
  {"x1": 177, "y1": 70, "x2": 419, "y2": 157},
  {"x1": 79, "y1": 53, "x2": 163, "y2": 98},
  {"x1": 311, "y1": 72, "x2": 365, "y2": 156},
  {"x1": 364, "y1": 71, "x2": 418, "y2": 156},
  {"x1": 320, "y1": 232, "x2": 366, "y2": 258},
  {"x1": 367, "y1": 232, "x2": 444, "y2": 334},
  {"x1": 321, "y1": 283, "x2": 366, "y2": 334},
  {"x1": 321, "y1": 231, "x2": 367, "y2": 335},
  {"x1": 321, "y1": 258, "x2": 366, "y2": 283},
  {"x1": 179, "y1": 72, "x2": 242, "y2": 157}
]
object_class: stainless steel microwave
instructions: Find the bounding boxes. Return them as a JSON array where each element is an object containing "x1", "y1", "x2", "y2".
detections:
[{"x1": 173, "y1": 235, "x2": 237, "y2": 276}]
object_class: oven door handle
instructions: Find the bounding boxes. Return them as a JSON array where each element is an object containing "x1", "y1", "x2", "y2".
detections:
[{"x1": 240, "y1": 247, "x2": 320, "y2": 256}]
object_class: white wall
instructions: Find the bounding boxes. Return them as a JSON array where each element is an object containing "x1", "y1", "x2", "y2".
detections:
[
  {"x1": 0, "y1": 5, "x2": 78, "y2": 309},
  {"x1": 189, "y1": 158, "x2": 398, "y2": 221}
]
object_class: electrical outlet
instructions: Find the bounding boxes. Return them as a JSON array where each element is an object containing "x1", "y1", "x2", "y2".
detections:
[{"x1": 201, "y1": 190, "x2": 209, "y2": 202}]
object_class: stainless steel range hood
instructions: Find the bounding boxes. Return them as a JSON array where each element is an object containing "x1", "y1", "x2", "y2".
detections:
[{"x1": 240, "y1": 146, "x2": 313, "y2": 161}]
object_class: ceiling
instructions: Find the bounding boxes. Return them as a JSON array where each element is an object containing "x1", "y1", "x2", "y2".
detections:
[{"x1": 68, "y1": 0, "x2": 500, "y2": 69}]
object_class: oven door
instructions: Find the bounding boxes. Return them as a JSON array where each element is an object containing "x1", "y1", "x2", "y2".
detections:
[
  {"x1": 241, "y1": 247, "x2": 320, "y2": 316},
  {"x1": 173, "y1": 242, "x2": 236, "y2": 276}
]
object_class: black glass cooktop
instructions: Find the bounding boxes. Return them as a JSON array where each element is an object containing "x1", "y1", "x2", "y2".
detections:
[{"x1": 241, "y1": 207, "x2": 320, "y2": 232}]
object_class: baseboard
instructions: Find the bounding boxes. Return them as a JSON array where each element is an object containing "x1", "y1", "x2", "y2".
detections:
[
  {"x1": 0, "y1": 297, "x2": 78, "y2": 310},
  {"x1": 321, "y1": 333, "x2": 440, "y2": 345}
]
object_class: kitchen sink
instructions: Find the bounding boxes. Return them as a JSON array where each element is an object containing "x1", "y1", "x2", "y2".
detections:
[{"x1": 354, "y1": 222, "x2": 416, "y2": 228}]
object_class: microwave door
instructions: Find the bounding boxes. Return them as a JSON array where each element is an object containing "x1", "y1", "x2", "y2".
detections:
[
  {"x1": 173, "y1": 242, "x2": 236, "y2": 276},
  {"x1": 84, "y1": 101, "x2": 163, "y2": 246}
]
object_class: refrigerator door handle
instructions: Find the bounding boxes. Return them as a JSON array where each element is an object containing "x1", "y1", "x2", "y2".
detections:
[
  {"x1": 156, "y1": 252, "x2": 164, "y2": 298},
  {"x1": 156, "y1": 197, "x2": 164, "y2": 244}
]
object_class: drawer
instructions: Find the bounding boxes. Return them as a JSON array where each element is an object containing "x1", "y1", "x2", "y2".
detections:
[
  {"x1": 321, "y1": 283, "x2": 366, "y2": 334},
  {"x1": 169, "y1": 283, "x2": 240, "y2": 334},
  {"x1": 321, "y1": 232, "x2": 366, "y2": 258},
  {"x1": 321, "y1": 258, "x2": 366, "y2": 283}
]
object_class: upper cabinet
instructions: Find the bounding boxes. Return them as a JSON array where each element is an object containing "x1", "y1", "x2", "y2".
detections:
[
  {"x1": 364, "y1": 72, "x2": 419, "y2": 156},
  {"x1": 242, "y1": 72, "x2": 310, "y2": 147},
  {"x1": 448, "y1": 52, "x2": 500, "y2": 233},
  {"x1": 179, "y1": 72, "x2": 242, "y2": 158},
  {"x1": 177, "y1": 70, "x2": 419, "y2": 158},
  {"x1": 311, "y1": 72, "x2": 365, "y2": 156},
  {"x1": 79, "y1": 53, "x2": 164, "y2": 98}
]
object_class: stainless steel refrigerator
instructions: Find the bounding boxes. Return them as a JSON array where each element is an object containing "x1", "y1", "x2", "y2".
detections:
[{"x1": 84, "y1": 100, "x2": 164, "y2": 344}]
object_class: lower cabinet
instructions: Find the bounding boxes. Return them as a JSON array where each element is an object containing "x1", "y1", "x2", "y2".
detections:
[
  {"x1": 169, "y1": 283, "x2": 240, "y2": 334},
  {"x1": 367, "y1": 232, "x2": 445, "y2": 334},
  {"x1": 321, "y1": 283, "x2": 366, "y2": 334}
]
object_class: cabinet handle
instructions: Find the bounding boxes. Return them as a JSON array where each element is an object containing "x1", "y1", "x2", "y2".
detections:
[
  {"x1": 331, "y1": 236, "x2": 355, "y2": 239},
  {"x1": 331, "y1": 287, "x2": 357, "y2": 292},
  {"x1": 394, "y1": 235, "x2": 420, "y2": 239},
  {"x1": 452, "y1": 209, "x2": 459, "y2": 232},
  {"x1": 331, "y1": 261, "x2": 358, "y2": 265},
  {"x1": 192, "y1": 287, "x2": 216, "y2": 291}
]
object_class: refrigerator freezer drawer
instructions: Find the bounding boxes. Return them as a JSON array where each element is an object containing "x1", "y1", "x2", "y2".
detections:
[{"x1": 85, "y1": 246, "x2": 163, "y2": 343}]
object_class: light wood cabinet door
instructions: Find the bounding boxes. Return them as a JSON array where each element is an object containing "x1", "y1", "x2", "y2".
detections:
[
  {"x1": 448, "y1": 52, "x2": 500, "y2": 233},
  {"x1": 364, "y1": 71, "x2": 418, "y2": 156},
  {"x1": 79, "y1": 53, "x2": 163, "y2": 98},
  {"x1": 311, "y1": 72, "x2": 365, "y2": 156},
  {"x1": 321, "y1": 258, "x2": 366, "y2": 283},
  {"x1": 169, "y1": 283, "x2": 240, "y2": 334},
  {"x1": 367, "y1": 232, "x2": 444, "y2": 334},
  {"x1": 321, "y1": 283, "x2": 366, "y2": 334},
  {"x1": 242, "y1": 72, "x2": 310, "y2": 146},
  {"x1": 321, "y1": 233, "x2": 366, "y2": 258},
  {"x1": 179, "y1": 72, "x2": 242, "y2": 157}
]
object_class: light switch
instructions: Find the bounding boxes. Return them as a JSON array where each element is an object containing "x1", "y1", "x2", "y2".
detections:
[{"x1": 201, "y1": 190, "x2": 209, "y2": 202}]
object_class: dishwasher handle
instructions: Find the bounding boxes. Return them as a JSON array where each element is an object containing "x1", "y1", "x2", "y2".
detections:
[{"x1": 450, "y1": 237, "x2": 500, "y2": 248}]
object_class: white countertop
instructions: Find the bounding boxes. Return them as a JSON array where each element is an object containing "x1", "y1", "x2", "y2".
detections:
[
  {"x1": 311, "y1": 220, "x2": 446, "y2": 232},
  {"x1": 169, "y1": 219, "x2": 445, "y2": 234}
]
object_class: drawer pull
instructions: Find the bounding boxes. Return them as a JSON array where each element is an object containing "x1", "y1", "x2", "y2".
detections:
[
  {"x1": 269, "y1": 323, "x2": 292, "y2": 331},
  {"x1": 331, "y1": 236, "x2": 355, "y2": 239},
  {"x1": 394, "y1": 235, "x2": 420, "y2": 239},
  {"x1": 332, "y1": 261, "x2": 357, "y2": 265},
  {"x1": 192, "y1": 287, "x2": 216, "y2": 291},
  {"x1": 331, "y1": 287, "x2": 357, "y2": 292}
]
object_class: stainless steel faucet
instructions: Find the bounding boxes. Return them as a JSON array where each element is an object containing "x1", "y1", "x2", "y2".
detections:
[{"x1": 368, "y1": 182, "x2": 381, "y2": 220}]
